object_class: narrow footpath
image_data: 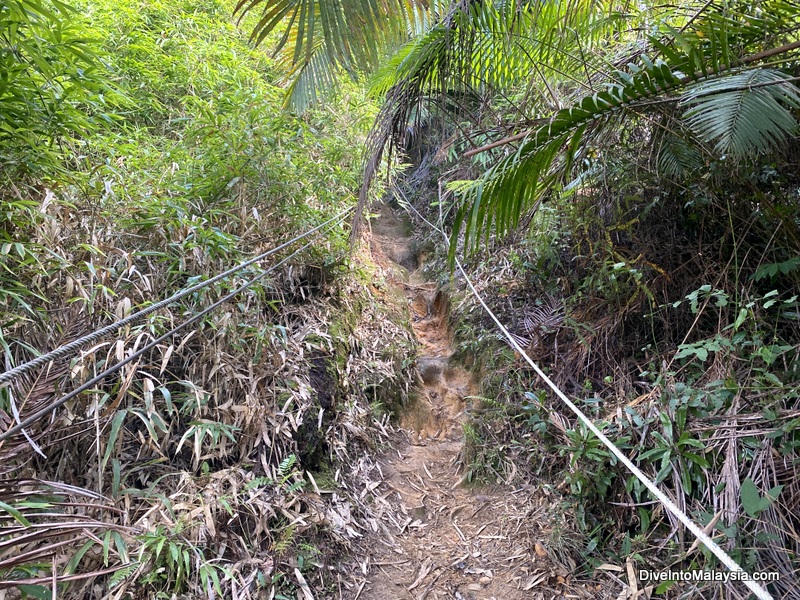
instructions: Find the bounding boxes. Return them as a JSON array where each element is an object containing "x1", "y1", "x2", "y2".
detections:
[{"x1": 358, "y1": 202, "x2": 587, "y2": 600}]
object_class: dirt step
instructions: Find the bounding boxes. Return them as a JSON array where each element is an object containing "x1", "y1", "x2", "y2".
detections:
[
  {"x1": 361, "y1": 202, "x2": 569, "y2": 600},
  {"x1": 417, "y1": 356, "x2": 448, "y2": 384}
]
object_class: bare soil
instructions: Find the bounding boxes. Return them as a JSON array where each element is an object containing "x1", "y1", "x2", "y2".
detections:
[{"x1": 358, "y1": 202, "x2": 590, "y2": 600}]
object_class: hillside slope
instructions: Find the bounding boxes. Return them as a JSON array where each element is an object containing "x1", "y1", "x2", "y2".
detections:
[{"x1": 0, "y1": 1, "x2": 416, "y2": 597}]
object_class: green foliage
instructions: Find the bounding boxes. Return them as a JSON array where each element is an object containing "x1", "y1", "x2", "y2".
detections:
[
  {"x1": 364, "y1": 0, "x2": 800, "y2": 253},
  {"x1": 0, "y1": 0, "x2": 380, "y2": 596},
  {"x1": 558, "y1": 421, "x2": 629, "y2": 500},
  {"x1": 448, "y1": 209, "x2": 800, "y2": 579},
  {"x1": 138, "y1": 524, "x2": 225, "y2": 596},
  {"x1": 385, "y1": 1, "x2": 800, "y2": 593},
  {"x1": 752, "y1": 256, "x2": 800, "y2": 281},
  {"x1": 454, "y1": 62, "x2": 800, "y2": 252},
  {"x1": 74, "y1": 0, "x2": 366, "y2": 233},
  {"x1": 656, "y1": 133, "x2": 704, "y2": 178},
  {"x1": 234, "y1": 0, "x2": 424, "y2": 111},
  {"x1": 740, "y1": 478, "x2": 783, "y2": 519},
  {"x1": 682, "y1": 68, "x2": 800, "y2": 157},
  {"x1": 0, "y1": 0, "x2": 119, "y2": 322},
  {"x1": 369, "y1": 0, "x2": 610, "y2": 100},
  {"x1": 0, "y1": 0, "x2": 374, "y2": 328},
  {"x1": 176, "y1": 419, "x2": 240, "y2": 470},
  {"x1": 0, "y1": 0, "x2": 116, "y2": 177}
]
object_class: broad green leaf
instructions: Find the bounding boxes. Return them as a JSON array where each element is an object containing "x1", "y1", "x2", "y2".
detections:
[
  {"x1": 741, "y1": 478, "x2": 763, "y2": 518},
  {"x1": 18, "y1": 585, "x2": 51, "y2": 600}
]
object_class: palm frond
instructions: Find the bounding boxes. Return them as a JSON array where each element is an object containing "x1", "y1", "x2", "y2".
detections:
[
  {"x1": 656, "y1": 131, "x2": 704, "y2": 178},
  {"x1": 281, "y1": 40, "x2": 341, "y2": 112},
  {"x1": 681, "y1": 68, "x2": 800, "y2": 158},
  {"x1": 371, "y1": 0, "x2": 613, "y2": 104},
  {"x1": 235, "y1": 0, "x2": 421, "y2": 110},
  {"x1": 453, "y1": 131, "x2": 574, "y2": 251},
  {"x1": 357, "y1": 0, "x2": 616, "y2": 241},
  {"x1": 449, "y1": 0, "x2": 800, "y2": 253},
  {"x1": 452, "y1": 56, "x2": 679, "y2": 251}
]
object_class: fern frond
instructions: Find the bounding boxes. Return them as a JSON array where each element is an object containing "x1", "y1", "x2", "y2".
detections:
[
  {"x1": 273, "y1": 524, "x2": 296, "y2": 554},
  {"x1": 108, "y1": 563, "x2": 140, "y2": 589},
  {"x1": 278, "y1": 453, "x2": 297, "y2": 479},
  {"x1": 286, "y1": 480, "x2": 305, "y2": 493}
]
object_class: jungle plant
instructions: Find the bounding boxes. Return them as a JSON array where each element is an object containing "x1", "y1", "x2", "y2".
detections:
[
  {"x1": 357, "y1": 0, "x2": 800, "y2": 254},
  {"x1": 0, "y1": 0, "x2": 116, "y2": 177},
  {"x1": 233, "y1": 0, "x2": 429, "y2": 110},
  {"x1": 0, "y1": 0, "x2": 384, "y2": 597},
  {"x1": 137, "y1": 523, "x2": 226, "y2": 597}
]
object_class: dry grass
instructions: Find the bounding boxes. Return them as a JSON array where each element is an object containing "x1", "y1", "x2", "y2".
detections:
[{"x1": 0, "y1": 179, "x2": 420, "y2": 598}]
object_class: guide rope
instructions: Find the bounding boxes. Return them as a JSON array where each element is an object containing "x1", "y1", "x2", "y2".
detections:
[
  {"x1": 399, "y1": 199, "x2": 774, "y2": 600},
  {"x1": 0, "y1": 207, "x2": 353, "y2": 387}
]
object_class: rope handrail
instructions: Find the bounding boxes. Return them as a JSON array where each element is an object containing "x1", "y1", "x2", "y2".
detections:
[
  {"x1": 399, "y1": 198, "x2": 774, "y2": 600},
  {"x1": 0, "y1": 207, "x2": 353, "y2": 387}
]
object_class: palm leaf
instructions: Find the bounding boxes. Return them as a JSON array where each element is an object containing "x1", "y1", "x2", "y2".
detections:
[
  {"x1": 449, "y1": 0, "x2": 800, "y2": 253},
  {"x1": 681, "y1": 68, "x2": 800, "y2": 158},
  {"x1": 357, "y1": 0, "x2": 800, "y2": 251},
  {"x1": 452, "y1": 59, "x2": 679, "y2": 251},
  {"x1": 656, "y1": 131, "x2": 704, "y2": 178},
  {"x1": 281, "y1": 40, "x2": 341, "y2": 112},
  {"x1": 356, "y1": 0, "x2": 616, "y2": 241},
  {"x1": 235, "y1": 0, "x2": 420, "y2": 110}
]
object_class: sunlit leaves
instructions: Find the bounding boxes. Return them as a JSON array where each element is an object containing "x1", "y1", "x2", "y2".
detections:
[
  {"x1": 0, "y1": 0, "x2": 113, "y2": 176},
  {"x1": 235, "y1": 0, "x2": 422, "y2": 110}
]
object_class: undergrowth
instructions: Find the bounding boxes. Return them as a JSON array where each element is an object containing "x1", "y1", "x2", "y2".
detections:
[
  {"x1": 399, "y1": 134, "x2": 800, "y2": 597},
  {"x1": 0, "y1": 0, "x2": 414, "y2": 597}
]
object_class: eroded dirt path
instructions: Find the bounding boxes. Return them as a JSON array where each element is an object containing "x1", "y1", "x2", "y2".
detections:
[{"x1": 360, "y1": 202, "x2": 576, "y2": 600}]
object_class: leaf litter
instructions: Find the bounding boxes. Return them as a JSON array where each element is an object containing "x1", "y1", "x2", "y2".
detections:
[
  {"x1": 2, "y1": 193, "x2": 626, "y2": 597},
  {"x1": 355, "y1": 202, "x2": 614, "y2": 600}
]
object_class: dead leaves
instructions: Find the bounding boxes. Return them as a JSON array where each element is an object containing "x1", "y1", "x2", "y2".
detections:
[
  {"x1": 1, "y1": 236, "x2": 420, "y2": 598},
  {"x1": 408, "y1": 556, "x2": 433, "y2": 590}
]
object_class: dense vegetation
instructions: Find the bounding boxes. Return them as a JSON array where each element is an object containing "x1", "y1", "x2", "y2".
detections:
[
  {"x1": 3, "y1": 0, "x2": 800, "y2": 598},
  {"x1": 237, "y1": 0, "x2": 800, "y2": 595},
  {"x1": 350, "y1": 1, "x2": 800, "y2": 598},
  {"x1": 0, "y1": 0, "x2": 414, "y2": 597}
]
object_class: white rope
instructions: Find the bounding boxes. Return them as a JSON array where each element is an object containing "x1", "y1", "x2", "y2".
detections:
[{"x1": 401, "y1": 199, "x2": 774, "y2": 600}]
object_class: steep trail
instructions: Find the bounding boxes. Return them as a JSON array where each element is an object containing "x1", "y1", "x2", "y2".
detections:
[{"x1": 359, "y1": 202, "x2": 578, "y2": 600}]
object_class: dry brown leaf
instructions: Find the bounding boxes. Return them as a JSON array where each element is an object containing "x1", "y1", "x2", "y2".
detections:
[{"x1": 407, "y1": 557, "x2": 433, "y2": 591}]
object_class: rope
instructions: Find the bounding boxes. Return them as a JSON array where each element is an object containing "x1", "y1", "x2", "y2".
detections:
[
  {"x1": 0, "y1": 215, "x2": 344, "y2": 445},
  {"x1": 0, "y1": 207, "x2": 353, "y2": 387},
  {"x1": 400, "y1": 199, "x2": 774, "y2": 600}
]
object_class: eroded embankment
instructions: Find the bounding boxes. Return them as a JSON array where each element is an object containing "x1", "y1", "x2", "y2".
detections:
[{"x1": 358, "y1": 202, "x2": 577, "y2": 600}]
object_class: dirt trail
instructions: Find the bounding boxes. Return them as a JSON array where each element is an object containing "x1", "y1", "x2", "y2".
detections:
[{"x1": 360, "y1": 202, "x2": 576, "y2": 600}]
